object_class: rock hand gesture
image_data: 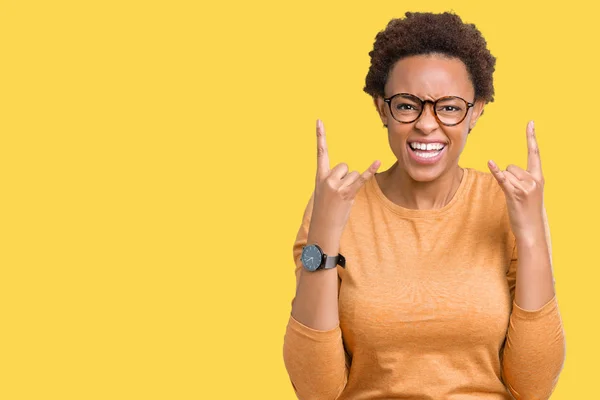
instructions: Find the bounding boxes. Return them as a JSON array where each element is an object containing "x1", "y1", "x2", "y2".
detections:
[
  {"x1": 308, "y1": 119, "x2": 381, "y2": 251},
  {"x1": 487, "y1": 120, "x2": 546, "y2": 243}
]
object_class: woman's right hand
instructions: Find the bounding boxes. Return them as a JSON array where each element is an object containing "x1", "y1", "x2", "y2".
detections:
[{"x1": 308, "y1": 119, "x2": 381, "y2": 248}]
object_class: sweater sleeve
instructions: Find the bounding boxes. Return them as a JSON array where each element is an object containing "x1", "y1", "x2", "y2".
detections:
[
  {"x1": 501, "y1": 206, "x2": 566, "y2": 399},
  {"x1": 282, "y1": 191, "x2": 350, "y2": 400}
]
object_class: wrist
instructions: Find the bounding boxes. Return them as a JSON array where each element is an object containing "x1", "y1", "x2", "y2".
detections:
[
  {"x1": 515, "y1": 228, "x2": 547, "y2": 249},
  {"x1": 306, "y1": 233, "x2": 341, "y2": 256}
]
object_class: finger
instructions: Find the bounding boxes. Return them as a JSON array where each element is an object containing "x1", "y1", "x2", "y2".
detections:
[
  {"x1": 504, "y1": 170, "x2": 526, "y2": 193},
  {"x1": 488, "y1": 160, "x2": 513, "y2": 193},
  {"x1": 329, "y1": 162, "x2": 349, "y2": 181},
  {"x1": 506, "y1": 164, "x2": 529, "y2": 181},
  {"x1": 316, "y1": 119, "x2": 330, "y2": 181},
  {"x1": 346, "y1": 160, "x2": 381, "y2": 196},
  {"x1": 526, "y1": 120, "x2": 543, "y2": 179},
  {"x1": 339, "y1": 170, "x2": 361, "y2": 189}
]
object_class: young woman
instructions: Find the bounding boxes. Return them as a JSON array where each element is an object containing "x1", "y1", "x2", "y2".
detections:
[{"x1": 283, "y1": 11, "x2": 565, "y2": 400}]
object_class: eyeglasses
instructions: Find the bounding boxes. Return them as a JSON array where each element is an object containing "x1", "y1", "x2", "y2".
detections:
[{"x1": 383, "y1": 93, "x2": 475, "y2": 126}]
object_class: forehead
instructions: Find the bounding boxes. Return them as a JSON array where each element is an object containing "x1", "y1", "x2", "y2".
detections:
[{"x1": 384, "y1": 54, "x2": 474, "y2": 100}]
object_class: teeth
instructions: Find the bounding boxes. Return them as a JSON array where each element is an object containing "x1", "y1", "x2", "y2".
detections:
[
  {"x1": 414, "y1": 150, "x2": 441, "y2": 158},
  {"x1": 410, "y1": 142, "x2": 445, "y2": 151}
]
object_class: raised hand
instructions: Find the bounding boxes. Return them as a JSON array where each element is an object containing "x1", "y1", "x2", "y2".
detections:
[
  {"x1": 308, "y1": 119, "x2": 381, "y2": 245},
  {"x1": 487, "y1": 121, "x2": 545, "y2": 241}
]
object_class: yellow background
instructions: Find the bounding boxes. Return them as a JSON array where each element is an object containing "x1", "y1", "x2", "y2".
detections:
[{"x1": 0, "y1": 0, "x2": 596, "y2": 398}]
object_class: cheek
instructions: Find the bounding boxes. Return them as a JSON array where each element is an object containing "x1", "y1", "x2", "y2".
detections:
[
  {"x1": 386, "y1": 129, "x2": 411, "y2": 157},
  {"x1": 448, "y1": 131, "x2": 469, "y2": 156}
]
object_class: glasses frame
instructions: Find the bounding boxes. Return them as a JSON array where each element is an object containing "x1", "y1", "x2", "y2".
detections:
[{"x1": 383, "y1": 93, "x2": 475, "y2": 127}]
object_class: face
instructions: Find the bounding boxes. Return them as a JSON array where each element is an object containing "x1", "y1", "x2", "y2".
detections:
[{"x1": 374, "y1": 54, "x2": 485, "y2": 182}]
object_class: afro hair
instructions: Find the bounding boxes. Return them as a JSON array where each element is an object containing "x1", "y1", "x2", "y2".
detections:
[{"x1": 364, "y1": 11, "x2": 496, "y2": 104}]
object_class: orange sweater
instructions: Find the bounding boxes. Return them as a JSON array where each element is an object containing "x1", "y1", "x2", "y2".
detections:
[{"x1": 283, "y1": 167, "x2": 566, "y2": 400}]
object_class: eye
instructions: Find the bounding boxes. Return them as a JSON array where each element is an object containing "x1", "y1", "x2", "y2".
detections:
[
  {"x1": 438, "y1": 105, "x2": 462, "y2": 112},
  {"x1": 395, "y1": 103, "x2": 416, "y2": 111}
]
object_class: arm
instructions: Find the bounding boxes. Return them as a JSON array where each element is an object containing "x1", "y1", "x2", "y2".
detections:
[
  {"x1": 502, "y1": 206, "x2": 566, "y2": 399},
  {"x1": 282, "y1": 192, "x2": 349, "y2": 400}
]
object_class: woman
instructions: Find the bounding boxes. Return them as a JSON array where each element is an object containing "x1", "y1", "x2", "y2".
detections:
[{"x1": 282, "y1": 11, "x2": 566, "y2": 400}]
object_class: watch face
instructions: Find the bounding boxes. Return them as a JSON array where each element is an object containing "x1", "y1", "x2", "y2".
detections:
[{"x1": 301, "y1": 244, "x2": 322, "y2": 272}]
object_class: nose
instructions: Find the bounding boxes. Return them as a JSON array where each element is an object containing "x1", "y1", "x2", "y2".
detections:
[{"x1": 414, "y1": 102, "x2": 440, "y2": 134}]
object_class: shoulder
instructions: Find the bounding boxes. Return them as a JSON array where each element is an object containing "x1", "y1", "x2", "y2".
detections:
[
  {"x1": 466, "y1": 167, "x2": 502, "y2": 194},
  {"x1": 463, "y1": 167, "x2": 512, "y2": 228},
  {"x1": 465, "y1": 168, "x2": 511, "y2": 241},
  {"x1": 464, "y1": 167, "x2": 506, "y2": 205}
]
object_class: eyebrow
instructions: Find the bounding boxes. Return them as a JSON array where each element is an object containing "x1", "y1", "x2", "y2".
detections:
[
  {"x1": 397, "y1": 93, "x2": 463, "y2": 100},
  {"x1": 386, "y1": 92, "x2": 474, "y2": 102}
]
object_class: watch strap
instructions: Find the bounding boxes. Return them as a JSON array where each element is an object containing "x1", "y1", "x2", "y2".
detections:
[{"x1": 322, "y1": 252, "x2": 346, "y2": 269}]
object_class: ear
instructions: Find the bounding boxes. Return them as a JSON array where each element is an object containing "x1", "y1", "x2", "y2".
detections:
[
  {"x1": 468, "y1": 99, "x2": 485, "y2": 132},
  {"x1": 373, "y1": 96, "x2": 389, "y2": 127}
]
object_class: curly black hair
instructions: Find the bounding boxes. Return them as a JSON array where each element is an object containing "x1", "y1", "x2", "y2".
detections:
[{"x1": 363, "y1": 11, "x2": 496, "y2": 104}]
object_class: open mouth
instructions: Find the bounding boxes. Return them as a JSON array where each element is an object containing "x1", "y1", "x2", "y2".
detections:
[{"x1": 408, "y1": 142, "x2": 446, "y2": 158}]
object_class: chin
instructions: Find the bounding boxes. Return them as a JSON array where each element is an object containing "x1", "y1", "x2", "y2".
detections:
[
  {"x1": 405, "y1": 165, "x2": 446, "y2": 183},
  {"x1": 398, "y1": 149, "x2": 449, "y2": 183}
]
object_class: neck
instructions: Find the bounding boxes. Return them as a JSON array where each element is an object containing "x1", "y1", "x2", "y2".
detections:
[{"x1": 378, "y1": 162, "x2": 464, "y2": 210}]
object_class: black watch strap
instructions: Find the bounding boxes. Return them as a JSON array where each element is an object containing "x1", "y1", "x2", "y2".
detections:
[{"x1": 322, "y1": 252, "x2": 346, "y2": 269}]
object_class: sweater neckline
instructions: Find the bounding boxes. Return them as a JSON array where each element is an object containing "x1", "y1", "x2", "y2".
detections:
[{"x1": 367, "y1": 166, "x2": 472, "y2": 218}]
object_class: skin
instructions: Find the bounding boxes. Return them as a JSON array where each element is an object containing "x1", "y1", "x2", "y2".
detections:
[
  {"x1": 373, "y1": 53, "x2": 485, "y2": 210},
  {"x1": 488, "y1": 122, "x2": 555, "y2": 310}
]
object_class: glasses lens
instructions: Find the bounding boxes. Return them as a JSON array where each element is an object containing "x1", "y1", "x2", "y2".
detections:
[
  {"x1": 435, "y1": 97, "x2": 468, "y2": 125},
  {"x1": 390, "y1": 95, "x2": 422, "y2": 122}
]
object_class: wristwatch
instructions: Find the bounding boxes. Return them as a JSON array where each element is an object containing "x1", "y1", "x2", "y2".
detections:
[{"x1": 300, "y1": 243, "x2": 346, "y2": 272}]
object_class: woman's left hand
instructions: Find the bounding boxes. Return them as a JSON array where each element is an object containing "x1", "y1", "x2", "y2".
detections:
[{"x1": 487, "y1": 121, "x2": 545, "y2": 242}]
